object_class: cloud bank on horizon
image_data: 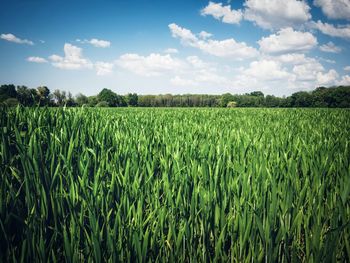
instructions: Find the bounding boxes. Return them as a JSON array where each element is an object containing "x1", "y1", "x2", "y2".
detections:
[{"x1": 0, "y1": 0, "x2": 350, "y2": 96}]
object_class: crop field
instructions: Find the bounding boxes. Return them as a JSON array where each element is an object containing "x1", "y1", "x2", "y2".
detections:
[{"x1": 1, "y1": 107, "x2": 350, "y2": 262}]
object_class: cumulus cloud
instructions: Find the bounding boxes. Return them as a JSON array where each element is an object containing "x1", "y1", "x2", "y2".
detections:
[
  {"x1": 243, "y1": 59, "x2": 293, "y2": 81},
  {"x1": 258, "y1": 27, "x2": 317, "y2": 54},
  {"x1": 197, "y1": 38, "x2": 259, "y2": 59},
  {"x1": 243, "y1": 0, "x2": 311, "y2": 30},
  {"x1": 314, "y1": 0, "x2": 350, "y2": 20},
  {"x1": 201, "y1": 1, "x2": 243, "y2": 24},
  {"x1": 168, "y1": 23, "x2": 258, "y2": 59},
  {"x1": 293, "y1": 59, "x2": 324, "y2": 81},
  {"x1": 317, "y1": 69, "x2": 339, "y2": 86},
  {"x1": 164, "y1": 48, "x2": 179, "y2": 54},
  {"x1": 1, "y1": 33, "x2": 34, "y2": 45},
  {"x1": 116, "y1": 53, "x2": 185, "y2": 77},
  {"x1": 319, "y1": 41, "x2": 341, "y2": 53},
  {"x1": 27, "y1": 56, "x2": 48, "y2": 63},
  {"x1": 198, "y1": 31, "x2": 213, "y2": 39},
  {"x1": 337, "y1": 75, "x2": 350, "y2": 85},
  {"x1": 77, "y1": 38, "x2": 111, "y2": 48},
  {"x1": 318, "y1": 57, "x2": 336, "y2": 64},
  {"x1": 49, "y1": 43, "x2": 93, "y2": 70},
  {"x1": 171, "y1": 56, "x2": 230, "y2": 88},
  {"x1": 273, "y1": 53, "x2": 311, "y2": 65},
  {"x1": 95, "y1": 62, "x2": 114, "y2": 75},
  {"x1": 229, "y1": 60, "x2": 301, "y2": 92},
  {"x1": 169, "y1": 23, "x2": 198, "y2": 44},
  {"x1": 312, "y1": 20, "x2": 350, "y2": 40},
  {"x1": 344, "y1": 66, "x2": 350, "y2": 71},
  {"x1": 170, "y1": 76, "x2": 197, "y2": 87}
]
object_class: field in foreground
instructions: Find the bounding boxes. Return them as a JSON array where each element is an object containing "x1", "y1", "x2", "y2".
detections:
[{"x1": 1, "y1": 107, "x2": 349, "y2": 262}]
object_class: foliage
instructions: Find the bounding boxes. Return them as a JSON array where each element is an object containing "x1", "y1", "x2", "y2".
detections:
[
  {"x1": 75, "y1": 93, "x2": 89, "y2": 106},
  {"x1": 226, "y1": 101, "x2": 237, "y2": 108},
  {"x1": 37, "y1": 86, "x2": 51, "y2": 106},
  {"x1": 53, "y1": 89, "x2": 66, "y2": 106},
  {"x1": 95, "y1": 101, "x2": 109, "y2": 107},
  {"x1": 0, "y1": 84, "x2": 349, "y2": 108},
  {"x1": 0, "y1": 84, "x2": 17, "y2": 102},
  {"x1": 88, "y1": 96, "x2": 99, "y2": 107},
  {"x1": 16, "y1": 86, "x2": 38, "y2": 106},
  {"x1": 98, "y1": 88, "x2": 120, "y2": 107},
  {"x1": 2, "y1": 98, "x2": 19, "y2": 106},
  {"x1": 126, "y1": 93, "x2": 138, "y2": 107},
  {"x1": 1, "y1": 107, "x2": 349, "y2": 262}
]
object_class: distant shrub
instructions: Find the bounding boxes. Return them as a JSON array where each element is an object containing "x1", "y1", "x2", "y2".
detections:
[
  {"x1": 96, "y1": 101, "x2": 109, "y2": 107},
  {"x1": 4, "y1": 98, "x2": 19, "y2": 107},
  {"x1": 227, "y1": 101, "x2": 237, "y2": 108}
]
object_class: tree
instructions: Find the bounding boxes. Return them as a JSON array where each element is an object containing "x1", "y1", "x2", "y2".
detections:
[
  {"x1": 265, "y1": 95, "x2": 281, "y2": 107},
  {"x1": 65, "y1": 92, "x2": 76, "y2": 106},
  {"x1": 87, "y1": 96, "x2": 98, "y2": 107},
  {"x1": 98, "y1": 88, "x2": 119, "y2": 107},
  {"x1": 227, "y1": 101, "x2": 237, "y2": 108},
  {"x1": 312, "y1": 86, "x2": 328, "y2": 107},
  {"x1": 37, "y1": 86, "x2": 51, "y2": 106},
  {"x1": 126, "y1": 93, "x2": 138, "y2": 106},
  {"x1": 290, "y1": 91, "x2": 313, "y2": 107},
  {"x1": 16, "y1": 86, "x2": 37, "y2": 106},
  {"x1": 3, "y1": 98, "x2": 19, "y2": 107},
  {"x1": 75, "y1": 93, "x2": 88, "y2": 106},
  {"x1": 53, "y1": 89, "x2": 66, "y2": 106},
  {"x1": 250, "y1": 91, "x2": 264, "y2": 97},
  {"x1": 96, "y1": 101, "x2": 109, "y2": 107},
  {"x1": 0, "y1": 84, "x2": 17, "y2": 102},
  {"x1": 220, "y1": 93, "x2": 234, "y2": 107}
]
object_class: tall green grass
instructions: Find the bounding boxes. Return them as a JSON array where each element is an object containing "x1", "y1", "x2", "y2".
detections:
[{"x1": 1, "y1": 106, "x2": 349, "y2": 262}]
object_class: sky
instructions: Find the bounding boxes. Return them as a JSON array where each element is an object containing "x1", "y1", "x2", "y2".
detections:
[{"x1": 0, "y1": 0, "x2": 350, "y2": 96}]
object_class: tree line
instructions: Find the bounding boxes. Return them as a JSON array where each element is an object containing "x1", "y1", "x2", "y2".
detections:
[{"x1": 0, "y1": 84, "x2": 349, "y2": 108}]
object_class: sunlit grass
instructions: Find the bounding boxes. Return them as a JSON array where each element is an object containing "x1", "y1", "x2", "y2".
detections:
[{"x1": 1, "y1": 106, "x2": 349, "y2": 262}]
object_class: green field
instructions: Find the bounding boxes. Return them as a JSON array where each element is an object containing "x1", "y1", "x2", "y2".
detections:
[{"x1": 1, "y1": 107, "x2": 349, "y2": 262}]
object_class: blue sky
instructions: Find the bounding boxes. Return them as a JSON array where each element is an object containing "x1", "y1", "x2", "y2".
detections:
[{"x1": 1, "y1": 0, "x2": 350, "y2": 96}]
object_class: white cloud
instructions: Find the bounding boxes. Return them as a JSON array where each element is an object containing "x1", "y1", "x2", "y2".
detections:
[
  {"x1": 27, "y1": 56, "x2": 48, "y2": 63},
  {"x1": 344, "y1": 66, "x2": 350, "y2": 71},
  {"x1": 171, "y1": 56, "x2": 230, "y2": 88},
  {"x1": 49, "y1": 43, "x2": 93, "y2": 70},
  {"x1": 293, "y1": 60, "x2": 324, "y2": 81},
  {"x1": 116, "y1": 53, "x2": 184, "y2": 77},
  {"x1": 273, "y1": 53, "x2": 310, "y2": 64},
  {"x1": 312, "y1": 20, "x2": 350, "y2": 40},
  {"x1": 95, "y1": 62, "x2": 114, "y2": 75},
  {"x1": 170, "y1": 76, "x2": 197, "y2": 87},
  {"x1": 169, "y1": 23, "x2": 198, "y2": 44},
  {"x1": 318, "y1": 57, "x2": 336, "y2": 64},
  {"x1": 314, "y1": 0, "x2": 350, "y2": 20},
  {"x1": 229, "y1": 59, "x2": 302, "y2": 92},
  {"x1": 164, "y1": 48, "x2": 179, "y2": 54},
  {"x1": 244, "y1": 0, "x2": 311, "y2": 30},
  {"x1": 317, "y1": 69, "x2": 339, "y2": 86},
  {"x1": 243, "y1": 59, "x2": 293, "y2": 81},
  {"x1": 197, "y1": 38, "x2": 259, "y2": 59},
  {"x1": 337, "y1": 75, "x2": 350, "y2": 85},
  {"x1": 116, "y1": 52, "x2": 229, "y2": 88},
  {"x1": 319, "y1": 41, "x2": 341, "y2": 53},
  {"x1": 89, "y1": 38, "x2": 110, "y2": 48},
  {"x1": 198, "y1": 31, "x2": 213, "y2": 39},
  {"x1": 77, "y1": 38, "x2": 111, "y2": 48},
  {"x1": 0, "y1": 33, "x2": 34, "y2": 45},
  {"x1": 186, "y1": 56, "x2": 210, "y2": 69},
  {"x1": 169, "y1": 23, "x2": 258, "y2": 59},
  {"x1": 201, "y1": 1, "x2": 243, "y2": 24},
  {"x1": 258, "y1": 27, "x2": 317, "y2": 54}
]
